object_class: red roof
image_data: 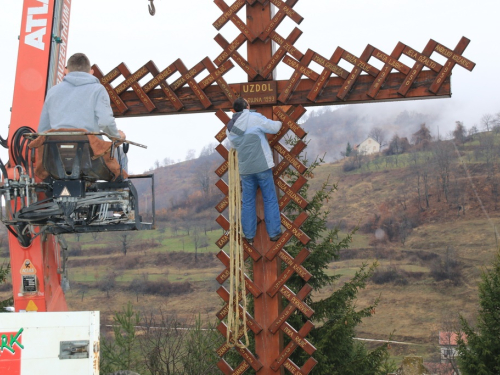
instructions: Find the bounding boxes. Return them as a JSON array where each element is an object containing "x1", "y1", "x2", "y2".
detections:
[{"x1": 439, "y1": 331, "x2": 467, "y2": 346}]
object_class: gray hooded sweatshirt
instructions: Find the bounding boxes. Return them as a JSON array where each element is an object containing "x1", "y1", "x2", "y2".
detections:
[
  {"x1": 38, "y1": 72, "x2": 119, "y2": 137},
  {"x1": 226, "y1": 109, "x2": 282, "y2": 175}
]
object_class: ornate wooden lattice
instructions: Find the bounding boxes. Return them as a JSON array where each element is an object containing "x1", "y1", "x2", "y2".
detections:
[{"x1": 92, "y1": 1, "x2": 475, "y2": 374}]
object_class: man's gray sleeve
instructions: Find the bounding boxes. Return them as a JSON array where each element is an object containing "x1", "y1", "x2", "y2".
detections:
[
  {"x1": 38, "y1": 103, "x2": 51, "y2": 133},
  {"x1": 95, "y1": 87, "x2": 119, "y2": 137}
]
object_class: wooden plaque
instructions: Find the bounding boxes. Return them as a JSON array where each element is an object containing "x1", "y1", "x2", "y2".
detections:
[{"x1": 240, "y1": 81, "x2": 277, "y2": 105}]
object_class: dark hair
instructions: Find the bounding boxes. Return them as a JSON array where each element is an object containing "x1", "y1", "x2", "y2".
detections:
[
  {"x1": 233, "y1": 97, "x2": 248, "y2": 112},
  {"x1": 66, "y1": 53, "x2": 91, "y2": 73}
]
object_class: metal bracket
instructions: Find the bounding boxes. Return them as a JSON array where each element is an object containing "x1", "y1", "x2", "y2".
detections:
[{"x1": 59, "y1": 340, "x2": 89, "y2": 359}]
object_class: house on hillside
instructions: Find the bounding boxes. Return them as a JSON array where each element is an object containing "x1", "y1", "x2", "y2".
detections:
[
  {"x1": 439, "y1": 331, "x2": 466, "y2": 364},
  {"x1": 354, "y1": 137, "x2": 380, "y2": 155}
]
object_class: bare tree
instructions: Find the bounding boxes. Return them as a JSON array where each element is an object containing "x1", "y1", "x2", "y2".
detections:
[
  {"x1": 78, "y1": 284, "x2": 89, "y2": 301},
  {"x1": 137, "y1": 310, "x2": 221, "y2": 375},
  {"x1": 163, "y1": 157, "x2": 174, "y2": 166},
  {"x1": 129, "y1": 278, "x2": 146, "y2": 302},
  {"x1": 432, "y1": 141, "x2": 455, "y2": 203},
  {"x1": 98, "y1": 273, "x2": 116, "y2": 298},
  {"x1": 185, "y1": 149, "x2": 196, "y2": 161},
  {"x1": 412, "y1": 123, "x2": 432, "y2": 149},
  {"x1": 199, "y1": 142, "x2": 217, "y2": 158},
  {"x1": 196, "y1": 161, "x2": 211, "y2": 197},
  {"x1": 368, "y1": 127, "x2": 386, "y2": 148},
  {"x1": 120, "y1": 233, "x2": 130, "y2": 256},
  {"x1": 452, "y1": 121, "x2": 467, "y2": 144},
  {"x1": 481, "y1": 113, "x2": 494, "y2": 132}
]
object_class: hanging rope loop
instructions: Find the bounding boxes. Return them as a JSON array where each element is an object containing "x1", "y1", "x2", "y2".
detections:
[{"x1": 227, "y1": 148, "x2": 249, "y2": 348}]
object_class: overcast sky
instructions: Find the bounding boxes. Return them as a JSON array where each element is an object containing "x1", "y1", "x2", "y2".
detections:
[{"x1": 0, "y1": 0, "x2": 498, "y2": 173}]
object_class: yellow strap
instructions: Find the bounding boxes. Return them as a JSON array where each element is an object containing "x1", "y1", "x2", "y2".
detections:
[{"x1": 227, "y1": 148, "x2": 249, "y2": 348}]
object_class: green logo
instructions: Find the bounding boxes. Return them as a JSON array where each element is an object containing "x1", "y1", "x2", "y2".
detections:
[{"x1": 0, "y1": 328, "x2": 24, "y2": 354}]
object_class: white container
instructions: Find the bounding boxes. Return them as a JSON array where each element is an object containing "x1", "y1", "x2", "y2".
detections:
[{"x1": 0, "y1": 311, "x2": 99, "y2": 375}]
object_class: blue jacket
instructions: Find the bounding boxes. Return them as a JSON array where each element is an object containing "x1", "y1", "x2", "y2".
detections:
[
  {"x1": 38, "y1": 72, "x2": 119, "y2": 137},
  {"x1": 226, "y1": 109, "x2": 282, "y2": 175}
]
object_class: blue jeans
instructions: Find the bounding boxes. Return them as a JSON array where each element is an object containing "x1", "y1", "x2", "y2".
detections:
[{"x1": 240, "y1": 168, "x2": 281, "y2": 239}]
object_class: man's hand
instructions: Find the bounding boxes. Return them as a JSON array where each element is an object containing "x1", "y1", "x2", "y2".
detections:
[{"x1": 118, "y1": 130, "x2": 126, "y2": 140}]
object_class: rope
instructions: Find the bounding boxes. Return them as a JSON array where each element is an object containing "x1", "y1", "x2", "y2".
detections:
[{"x1": 226, "y1": 148, "x2": 249, "y2": 348}]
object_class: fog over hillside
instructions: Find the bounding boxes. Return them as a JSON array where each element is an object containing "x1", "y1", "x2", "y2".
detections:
[{"x1": 302, "y1": 99, "x2": 485, "y2": 162}]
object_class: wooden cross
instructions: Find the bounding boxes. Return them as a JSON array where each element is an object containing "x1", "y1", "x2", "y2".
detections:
[{"x1": 92, "y1": 1, "x2": 475, "y2": 373}]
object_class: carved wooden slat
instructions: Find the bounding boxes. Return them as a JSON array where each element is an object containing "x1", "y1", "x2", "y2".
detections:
[
  {"x1": 269, "y1": 105, "x2": 307, "y2": 147},
  {"x1": 213, "y1": 0, "x2": 257, "y2": 42},
  {"x1": 214, "y1": 34, "x2": 259, "y2": 81},
  {"x1": 217, "y1": 322, "x2": 264, "y2": 372},
  {"x1": 284, "y1": 357, "x2": 318, "y2": 375},
  {"x1": 277, "y1": 175, "x2": 308, "y2": 210},
  {"x1": 144, "y1": 60, "x2": 184, "y2": 111},
  {"x1": 280, "y1": 213, "x2": 310, "y2": 245},
  {"x1": 398, "y1": 40, "x2": 441, "y2": 97},
  {"x1": 216, "y1": 287, "x2": 263, "y2": 334},
  {"x1": 217, "y1": 251, "x2": 263, "y2": 297},
  {"x1": 280, "y1": 285, "x2": 314, "y2": 318},
  {"x1": 271, "y1": 320, "x2": 314, "y2": 370},
  {"x1": 92, "y1": 65, "x2": 128, "y2": 113},
  {"x1": 337, "y1": 45, "x2": 379, "y2": 101},
  {"x1": 215, "y1": 215, "x2": 261, "y2": 261},
  {"x1": 259, "y1": 0, "x2": 300, "y2": 41},
  {"x1": 429, "y1": 36, "x2": 475, "y2": 94},
  {"x1": 172, "y1": 59, "x2": 212, "y2": 108},
  {"x1": 267, "y1": 247, "x2": 311, "y2": 297},
  {"x1": 116, "y1": 62, "x2": 156, "y2": 112},
  {"x1": 367, "y1": 43, "x2": 409, "y2": 99},
  {"x1": 306, "y1": 48, "x2": 348, "y2": 103},
  {"x1": 261, "y1": 28, "x2": 303, "y2": 79},
  {"x1": 269, "y1": 284, "x2": 312, "y2": 334},
  {"x1": 217, "y1": 358, "x2": 251, "y2": 375},
  {"x1": 265, "y1": 211, "x2": 309, "y2": 261},
  {"x1": 279, "y1": 50, "x2": 318, "y2": 104},
  {"x1": 274, "y1": 142, "x2": 307, "y2": 174},
  {"x1": 275, "y1": 177, "x2": 308, "y2": 209},
  {"x1": 281, "y1": 321, "x2": 316, "y2": 355},
  {"x1": 272, "y1": 105, "x2": 307, "y2": 140},
  {"x1": 216, "y1": 322, "x2": 249, "y2": 358}
]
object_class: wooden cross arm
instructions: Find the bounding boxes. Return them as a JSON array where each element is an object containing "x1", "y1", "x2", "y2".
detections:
[{"x1": 110, "y1": 70, "x2": 451, "y2": 117}]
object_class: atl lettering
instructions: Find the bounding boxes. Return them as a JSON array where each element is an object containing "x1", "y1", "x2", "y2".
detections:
[{"x1": 25, "y1": 0, "x2": 49, "y2": 50}]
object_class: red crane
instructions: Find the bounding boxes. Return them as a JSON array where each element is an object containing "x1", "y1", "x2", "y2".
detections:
[{"x1": 1, "y1": 0, "x2": 153, "y2": 313}]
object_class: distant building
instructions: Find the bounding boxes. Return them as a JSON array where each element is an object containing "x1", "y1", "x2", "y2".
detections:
[
  {"x1": 439, "y1": 331, "x2": 466, "y2": 364},
  {"x1": 355, "y1": 137, "x2": 380, "y2": 155}
]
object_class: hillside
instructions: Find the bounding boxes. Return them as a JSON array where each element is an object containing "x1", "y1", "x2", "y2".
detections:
[{"x1": 1, "y1": 120, "x2": 500, "y2": 364}]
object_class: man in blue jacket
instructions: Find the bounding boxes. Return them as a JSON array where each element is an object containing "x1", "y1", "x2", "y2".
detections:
[
  {"x1": 38, "y1": 53, "x2": 128, "y2": 171},
  {"x1": 226, "y1": 97, "x2": 283, "y2": 245}
]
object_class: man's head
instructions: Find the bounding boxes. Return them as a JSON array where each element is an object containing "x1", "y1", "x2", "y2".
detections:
[
  {"x1": 233, "y1": 97, "x2": 249, "y2": 112},
  {"x1": 66, "y1": 53, "x2": 92, "y2": 74}
]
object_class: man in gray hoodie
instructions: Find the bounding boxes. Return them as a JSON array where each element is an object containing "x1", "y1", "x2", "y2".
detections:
[
  {"x1": 226, "y1": 97, "x2": 283, "y2": 245},
  {"x1": 38, "y1": 53, "x2": 127, "y2": 171}
]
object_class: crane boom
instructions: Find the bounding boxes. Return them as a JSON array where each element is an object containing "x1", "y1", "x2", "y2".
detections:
[{"x1": 5, "y1": 0, "x2": 72, "y2": 312}]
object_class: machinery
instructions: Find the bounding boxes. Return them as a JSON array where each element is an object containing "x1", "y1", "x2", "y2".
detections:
[{"x1": 0, "y1": 0, "x2": 153, "y2": 313}]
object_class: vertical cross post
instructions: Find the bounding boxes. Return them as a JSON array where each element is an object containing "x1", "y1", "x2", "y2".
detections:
[{"x1": 246, "y1": 3, "x2": 282, "y2": 374}]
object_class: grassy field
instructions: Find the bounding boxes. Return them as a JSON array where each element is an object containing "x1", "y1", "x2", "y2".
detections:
[{"x1": 1, "y1": 142, "x2": 499, "y2": 367}]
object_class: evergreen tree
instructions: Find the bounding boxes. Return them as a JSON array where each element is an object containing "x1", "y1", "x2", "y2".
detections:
[
  {"x1": 457, "y1": 251, "x2": 500, "y2": 374},
  {"x1": 0, "y1": 263, "x2": 13, "y2": 312},
  {"x1": 345, "y1": 142, "x2": 352, "y2": 157},
  {"x1": 283, "y1": 140, "x2": 395, "y2": 374}
]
